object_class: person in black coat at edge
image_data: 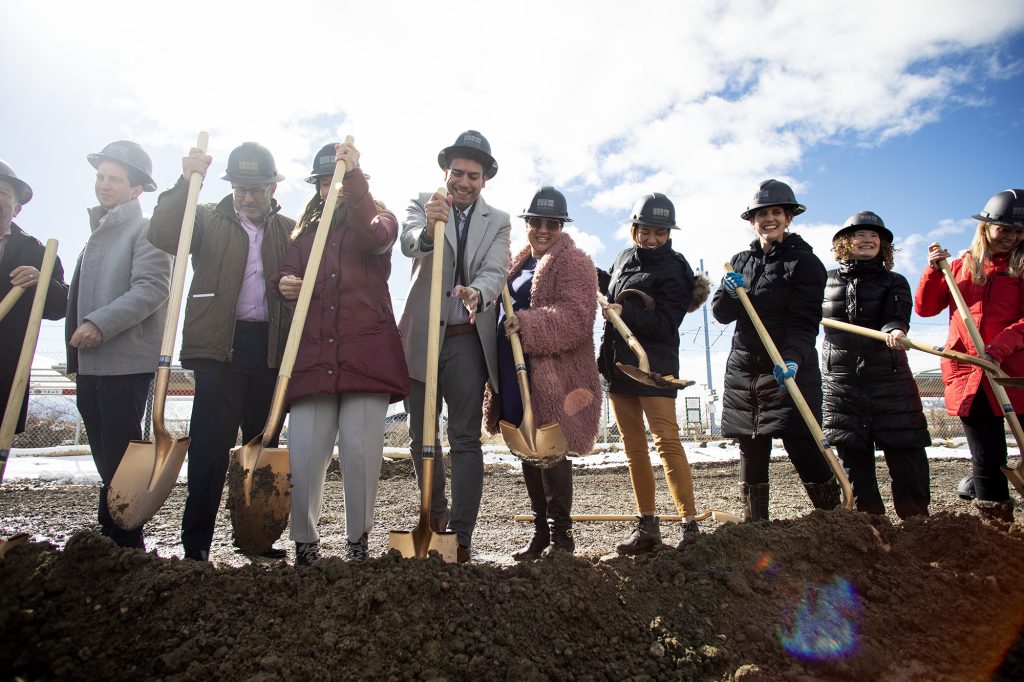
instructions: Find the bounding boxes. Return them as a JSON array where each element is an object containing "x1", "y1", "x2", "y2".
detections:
[
  {"x1": 712, "y1": 179, "x2": 840, "y2": 521},
  {"x1": 0, "y1": 161, "x2": 68, "y2": 436},
  {"x1": 821, "y1": 211, "x2": 930, "y2": 519},
  {"x1": 819, "y1": 212, "x2": 933, "y2": 516}
]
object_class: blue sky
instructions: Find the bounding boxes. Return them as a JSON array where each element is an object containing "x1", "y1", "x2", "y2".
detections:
[{"x1": 4, "y1": 0, "x2": 1024, "y2": 410}]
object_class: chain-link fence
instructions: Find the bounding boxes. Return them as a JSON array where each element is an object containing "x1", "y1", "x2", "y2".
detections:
[{"x1": 16, "y1": 361, "x2": 989, "y2": 453}]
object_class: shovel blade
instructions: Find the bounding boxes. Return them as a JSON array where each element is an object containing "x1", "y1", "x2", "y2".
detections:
[
  {"x1": 388, "y1": 524, "x2": 458, "y2": 561},
  {"x1": 107, "y1": 436, "x2": 190, "y2": 530},
  {"x1": 1001, "y1": 465, "x2": 1024, "y2": 498},
  {"x1": 617, "y1": 363, "x2": 695, "y2": 390},
  {"x1": 227, "y1": 441, "x2": 291, "y2": 555},
  {"x1": 499, "y1": 420, "x2": 569, "y2": 469}
]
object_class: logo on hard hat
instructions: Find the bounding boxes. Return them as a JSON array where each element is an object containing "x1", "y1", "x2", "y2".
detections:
[
  {"x1": 238, "y1": 160, "x2": 260, "y2": 175},
  {"x1": 1013, "y1": 207, "x2": 1024, "y2": 217},
  {"x1": 653, "y1": 207, "x2": 670, "y2": 219},
  {"x1": 318, "y1": 154, "x2": 333, "y2": 166},
  {"x1": 538, "y1": 198, "x2": 555, "y2": 209},
  {"x1": 757, "y1": 190, "x2": 770, "y2": 200},
  {"x1": 464, "y1": 134, "x2": 482, "y2": 145}
]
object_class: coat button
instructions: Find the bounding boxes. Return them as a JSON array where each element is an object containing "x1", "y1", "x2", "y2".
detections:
[
  {"x1": 331, "y1": 273, "x2": 337, "y2": 278},
  {"x1": 327, "y1": 369, "x2": 334, "y2": 375},
  {"x1": 328, "y1": 338, "x2": 334, "y2": 343}
]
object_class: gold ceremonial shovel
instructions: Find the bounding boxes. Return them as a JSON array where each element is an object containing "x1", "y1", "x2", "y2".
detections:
[
  {"x1": 497, "y1": 284, "x2": 569, "y2": 469},
  {"x1": 108, "y1": 132, "x2": 208, "y2": 530}
]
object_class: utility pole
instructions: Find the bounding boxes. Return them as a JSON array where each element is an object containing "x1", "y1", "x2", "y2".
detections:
[{"x1": 700, "y1": 259, "x2": 718, "y2": 437}]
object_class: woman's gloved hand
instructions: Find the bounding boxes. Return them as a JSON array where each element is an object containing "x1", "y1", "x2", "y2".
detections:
[
  {"x1": 773, "y1": 360, "x2": 798, "y2": 389},
  {"x1": 722, "y1": 271, "x2": 745, "y2": 299}
]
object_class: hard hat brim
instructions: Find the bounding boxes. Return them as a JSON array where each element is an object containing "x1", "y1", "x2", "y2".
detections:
[
  {"x1": 740, "y1": 203, "x2": 806, "y2": 221},
  {"x1": 437, "y1": 146, "x2": 498, "y2": 179},
  {"x1": 518, "y1": 211, "x2": 573, "y2": 222},
  {"x1": 972, "y1": 213, "x2": 1024, "y2": 228},
  {"x1": 88, "y1": 152, "x2": 157, "y2": 192},
  {"x1": 0, "y1": 175, "x2": 32, "y2": 204},
  {"x1": 831, "y1": 224, "x2": 894, "y2": 244}
]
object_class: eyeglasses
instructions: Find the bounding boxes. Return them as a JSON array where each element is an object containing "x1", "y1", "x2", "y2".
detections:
[
  {"x1": 231, "y1": 185, "x2": 271, "y2": 199},
  {"x1": 527, "y1": 217, "x2": 564, "y2": 231}
]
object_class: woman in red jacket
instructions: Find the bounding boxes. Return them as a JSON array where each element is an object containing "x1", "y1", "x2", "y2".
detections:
[
  {"x1": 272, "y1": 141, "x2": 409, "y2": 564},
  {"x1": 915, "y1": 189, "x2": 1024, "y2": 523}
]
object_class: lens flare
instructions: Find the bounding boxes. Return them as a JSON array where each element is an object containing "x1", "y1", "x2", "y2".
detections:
[
  {"x1": 778, "y1": 577, "x2": 859, "y2": 661},
  {"x1": 755, "y1": 552, "x2": 781, "y2": 580}
]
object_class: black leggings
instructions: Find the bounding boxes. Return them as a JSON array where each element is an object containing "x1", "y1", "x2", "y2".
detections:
[
  {"x1": 961, "y1": 391, "x2": 1019, "y2": 503},
  {"x1": 738, "y1": 432, "x2": 832, "y2": 485}
]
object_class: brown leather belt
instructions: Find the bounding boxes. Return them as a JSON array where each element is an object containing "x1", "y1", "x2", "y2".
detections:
[{"x1": 444, "y1": 323, "x2": 475, "y2": 338}]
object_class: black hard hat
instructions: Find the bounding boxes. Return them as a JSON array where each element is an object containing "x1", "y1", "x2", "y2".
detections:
[
  {"x1": 305, "y1": 143, "x2": 338, "y2": 183},
  {"x1": 0, "y1": 159, "x2": 33, "y2": 204},
  {"x1": 437, "y1": 130, "x2": 498, "y2": 179},
  {"x1": 832, "y1": 210, "x2": 894, "y2": 244},
  {"x1": 88, "y1": 140, "x2": 157, "y2": 192},
  {"x1": 972, "y1": 189, "x2": 1024, "y2": 228},
  {"x1": 630, "y1": 192, "x2": 678, "y2": 229},
  {"x1": 221, "y1": 141, "x2": 285, "y2": 184},
  {"x1": 956, "y1": 475, "x2": 976, "y2": 501},
  {"x1": 519, "y1": 186, "x2": 573, "y2": 222},
  {"x1": 740, "y1": 179, "x2": 806, "y2": 221}
]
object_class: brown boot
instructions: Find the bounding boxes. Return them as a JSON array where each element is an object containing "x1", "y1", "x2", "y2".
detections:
[
  {"x1": 805, "y1": 476, "x2": 842, "y2": 510},
  {"x1": 615, "y1": 515, "x2": 661, "y2": 555}
]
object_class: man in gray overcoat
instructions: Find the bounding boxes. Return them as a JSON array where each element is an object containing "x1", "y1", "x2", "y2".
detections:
[
  {"x1": 398, "y1": 130, "x2": 511, "y2": 562},
  {"x1": 66, "y1": 140, "x2": 171, "y2": 549}
]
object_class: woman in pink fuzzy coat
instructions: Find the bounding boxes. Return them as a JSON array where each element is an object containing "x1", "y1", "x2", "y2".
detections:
[{"x1": 482, "y1": 187, "x2": 601, "y2": 560}]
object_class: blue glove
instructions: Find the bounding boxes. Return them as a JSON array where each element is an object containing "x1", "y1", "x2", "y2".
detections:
[
  {"x1": 722, "y1": 271, "x2": 745, "y2": 299},
  {"x1": 773, "y1": 360, "x2": 798, "y2": 389}
]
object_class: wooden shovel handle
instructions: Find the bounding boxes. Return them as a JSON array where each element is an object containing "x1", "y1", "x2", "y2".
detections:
[
  {"x1": 151, "y1": 131, "x2": 208, "y2": 431},
  {"x1": 0, "y1": 287, "x2": 25, "y2": 324},
  {"x1": 821, "y1": 318, "x2": 1005, "y2": 374},
  {"x1": 422, "y1": 187, "x2": 449, "y2": 451},
  {"x1": 723, "y1": 263, "x2": 853, "y2": 508},
  {"x1": 261, "y1": 137, "x2": 354, "y2": 444},
  {"x1": 933, "y1": 244, "x2": 1024, "y2": 451},
  {"x1": 597, "y1": 292, "x2": 651, "y2": 372},
  {"x1": 0, "y1": 239, "x2": 58, "y2": 458}
]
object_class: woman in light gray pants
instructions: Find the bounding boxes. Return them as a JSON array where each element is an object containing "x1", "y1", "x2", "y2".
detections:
[{"x1": 271, "y1": 141, "x2": 409, "y2": 564}]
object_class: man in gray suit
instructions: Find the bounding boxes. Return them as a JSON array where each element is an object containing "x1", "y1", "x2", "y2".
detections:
[
  {"x1": 399, "y1": 130, "x2": 511, "y2": 563},
  {"x1": 67, "y1": 140, "x2": 171, "y2": 549}
]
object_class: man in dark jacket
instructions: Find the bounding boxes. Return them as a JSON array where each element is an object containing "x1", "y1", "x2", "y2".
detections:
[
  {"x1": 148, "y1": 142, "x2": 294, "y2": 561},
  {"x1": 0, "y1": 161, "x2": 68, "y2": 436}
]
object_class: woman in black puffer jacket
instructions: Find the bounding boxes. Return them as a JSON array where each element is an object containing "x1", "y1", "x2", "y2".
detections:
[
  {"x1": 822, "y1": 211, "x2": 930, "y2": 519},
  {"x1": 712, "y1": 179, "x2": 838, "y2": 522},
  {"x1": 598, "y1": 193, "x2": 709, "y2": 554}
]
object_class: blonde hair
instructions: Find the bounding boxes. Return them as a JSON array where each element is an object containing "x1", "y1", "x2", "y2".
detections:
[
  {"x1": 964, "y1": 222, "x2": 1024, "y2": 285},
  {"x1": 831, "y1": 235, "x2": 895, "y2": 271}
]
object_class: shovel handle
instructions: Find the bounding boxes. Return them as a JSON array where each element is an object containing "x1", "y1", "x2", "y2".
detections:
[
  {"x1": 723, "y1": 263, "x2": 853, "y2": 509},
  {"x1": 821, "y1": 318, "x2": 1005, "y2": 374},
  {"x1": 258, "y1": 138, "x2": 354, "y2": 444},
  {"x1": 0, "y1": 287, "x2": 25, "y2": 324},
  {"x1": 1, "y1": 239, "x2": 58, "y2": 478},
  {"x1": 500, "y1": 285, "x2": 533, "y2": 404},
  {"x1": 597, "y1": 292, "x2": 651, "y2": 372},
  {"x1": 422, "y1": 187, "x2": 449, "y2": 455},
  {"x1": 933, "y1": 245, "x2": 1024, "y2": 453}
]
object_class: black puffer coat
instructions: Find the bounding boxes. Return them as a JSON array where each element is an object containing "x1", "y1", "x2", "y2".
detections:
[
  {"x1": 821, "y1": 257, "x2": 930, "y2": 450},
  {"x1": 598, "y1": 240, "x2": 694, "y2": 398},
  {"x1": 712, "y1": 234, "x2": 825, "y2": 437}
]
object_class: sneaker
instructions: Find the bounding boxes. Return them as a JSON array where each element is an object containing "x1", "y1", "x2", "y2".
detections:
[
  {"x1": 295, "y1": 541, "x2": 321, "y2": 567},
  {"x1": 346, "y1": 533, "x2": 369, "y2": 562}
]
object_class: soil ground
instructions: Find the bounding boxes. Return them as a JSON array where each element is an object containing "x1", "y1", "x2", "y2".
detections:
[{"x1": 2, "y1": 456, "x2": 1023, "y2": 681}]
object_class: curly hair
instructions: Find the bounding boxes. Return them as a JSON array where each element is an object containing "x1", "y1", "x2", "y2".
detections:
[{"x1": 832, "y1": 235, "x2": 894, "y2": 270}]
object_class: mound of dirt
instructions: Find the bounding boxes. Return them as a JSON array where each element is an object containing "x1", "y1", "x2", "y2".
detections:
[{"x1": 2, "y1": 509, "x2": 1023, "y2": 681}]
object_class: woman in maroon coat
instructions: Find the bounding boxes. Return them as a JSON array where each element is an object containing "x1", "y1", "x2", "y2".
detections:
[
  {"x1": 271, "y1": 142, "x2": 409, "y2": 564},
  {"x1": 915, "y1": 189, "x2": 1024, "y2": 523},
  {"x1": 482, "y1": 187, "x2": 601, "y2": 559}
]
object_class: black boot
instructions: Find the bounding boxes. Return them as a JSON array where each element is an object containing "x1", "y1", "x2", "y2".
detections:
[
  {"x1": 977, "y1": 500, "x2": 1015, "y2": 524},
  {"x1": 676, "y1": 519, "x2": 701, "y2": 549},
  {"x1": 615, "y1": 515, "x2": 662, "y2": 555},
  {"x1": 740, "y1": 483, "x2": 770, "y2": 522},
  {"x1": 805, "y1": 476, "x2": 842, "y2": 510},
  {"x1": 512, "y1": 517, "x2": 550, "y2": 561},
  {"x1": 548, "y1": 528, "x2": 575, "y2": 555}
]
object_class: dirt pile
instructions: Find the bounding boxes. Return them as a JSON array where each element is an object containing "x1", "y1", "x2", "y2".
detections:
[{"x1": 2, "y1": 510, "x2": 1023, "y2": 681}]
